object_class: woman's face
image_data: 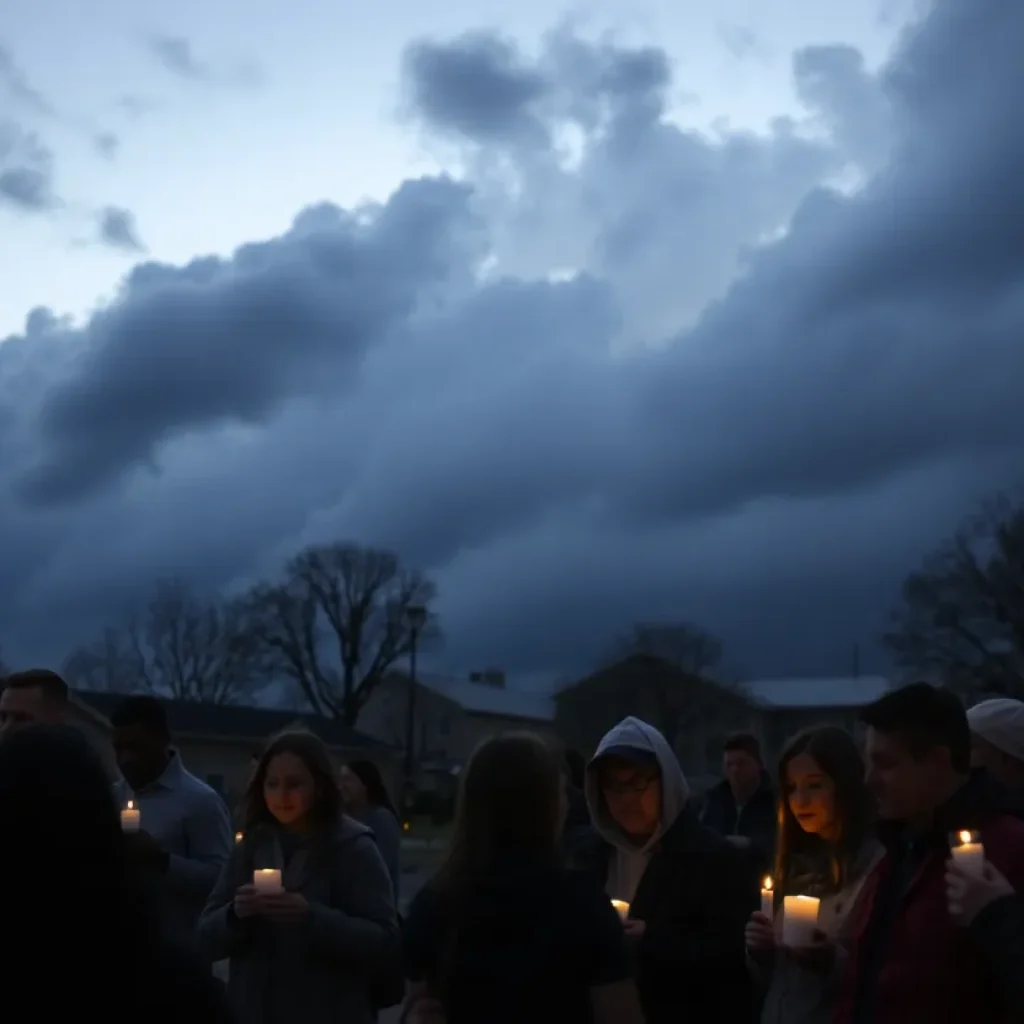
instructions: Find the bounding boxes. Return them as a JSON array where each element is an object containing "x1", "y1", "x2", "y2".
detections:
[
  {"x1": 786, "y1": 752, "x2": 837, "y2": 838},
  {"x1": 339, "y1": 765, "x2": 368, "y2": 810},
  {"x1": 264, "y1": 751, "x2": 316, "y2": 828}
]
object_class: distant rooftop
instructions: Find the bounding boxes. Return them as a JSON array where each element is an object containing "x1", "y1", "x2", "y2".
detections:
[
  {"x1": 745, "y1": 675, "x2": 891, "y2": 709},
  {"x1": 74, "y1": 690, "x2": 393, "y2": 751},
  {"x1": 398, "y1": 672, "x2": 555, "y2": 722}
]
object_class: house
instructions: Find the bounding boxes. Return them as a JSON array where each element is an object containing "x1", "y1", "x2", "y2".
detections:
[
  {"x1": 357, "y1": 669, "x2": 556, "y2": 789},
  {"x1": 70, "y1": 690, "x2": 399, "y2": 811},
  {"x1": 554, "y1": 653, "x2": 761, "y2": 789},
  {"x1": 746, "y1": 675, "x2": 893, "y2": 763}
]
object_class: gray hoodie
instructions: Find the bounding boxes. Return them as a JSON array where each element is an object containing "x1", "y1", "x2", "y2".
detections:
[{"x1": 585, "y1": 716, "x2": 691, "y2": 902}]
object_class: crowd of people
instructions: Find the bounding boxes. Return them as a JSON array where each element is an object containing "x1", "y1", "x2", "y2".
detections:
[{"x1": 1, "y1": 665, "x2": 1023, "y2": 1024}]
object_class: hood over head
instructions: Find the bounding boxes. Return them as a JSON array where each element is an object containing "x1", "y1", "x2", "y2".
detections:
[
  {"x1": 585, "y1": 716, "x2": 690, "y2": 852},
  {"x1": 968, "y1": 698, "x2": 1024, "y2": 763}
]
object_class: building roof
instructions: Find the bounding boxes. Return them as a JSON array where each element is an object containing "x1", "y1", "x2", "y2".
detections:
[
  {"x1": 408, "y1": 673, "x2": 555, "y2": 722},
  {"x1": 75, "y1": 690, "x2": 394, "y2": 752},
  {"x1": 744, "y1": 676, "x2": 892, "y2": 709}
]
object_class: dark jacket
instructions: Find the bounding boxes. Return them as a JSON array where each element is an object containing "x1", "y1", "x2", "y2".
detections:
[
  {"x1": 970, "y1": 894, "x2": 1024, "y2": 1014},
  {"x1": 575, "y1": 807, "x2": 758, "y2": 1024},
  {"x1": 701, "y1": 775, "x2": 777, "y2": 877},
  {"x1": 832, "y1": 773, "x2": 1024, "y2": 1024}
]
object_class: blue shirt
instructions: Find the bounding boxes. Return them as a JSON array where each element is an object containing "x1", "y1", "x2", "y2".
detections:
[{"x1": 118, "y1": 749, "x2": 232, "y2": 939}]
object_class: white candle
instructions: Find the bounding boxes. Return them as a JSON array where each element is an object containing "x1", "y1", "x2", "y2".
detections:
[
  {"x1": 121, "y1": 800, "x2": 140, "y2": 833},
  {"x1": 951, "y1": 830, "x2": 984, "y2": 877},
  {"x1": 760, "y1": 877, "x2": 775, "y2": 918},
  {"x1": 782, "y1": 894, "x2": 820, "y2": 947},
  {"x1": 610, "y1": 899, "x2": 630, "y2": 922},
  {"x1": 253, "y1": 868, "x2": 282, "y2": 893}
]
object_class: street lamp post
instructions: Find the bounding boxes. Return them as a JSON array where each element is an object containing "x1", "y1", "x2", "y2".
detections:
[{"x1": 403, "y1": 604, "x2": 427, "y2": 814}]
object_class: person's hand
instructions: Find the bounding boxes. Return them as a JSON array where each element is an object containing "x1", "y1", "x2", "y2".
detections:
[
  {"x1": 783, "y1": 929, "x2": 836, "y2": 974},
  {"x1": 405, "y1": 996, "x2": 446, "y2": 1024},
  {"x1": 726, "y1": 835, "x2": 751, "y2": 849},
  {"x1": 623, "y1": 918, "x2": 646, "y2": 939},
  {"x1": 745, "y1": 911, "x2": 776, "y2": 951},
  {"x1": 946, "y1": 858, "x2": 1014, "y2": 926},
  {"x1": 233, "y1": 884, "x2": 261, "y2": 920},
  {"x1": 124, "y1": 829, "x2": 168, "y2": 869},
  {"x1": 258, "y1": 890, "x2": 310, "y2": 924}
]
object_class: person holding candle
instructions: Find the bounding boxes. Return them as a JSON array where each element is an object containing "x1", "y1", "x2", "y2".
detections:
[
  {"x1": 111, "y1": 695, "x2": 233, "y2": 944},
  {"x1": 832, "y1": 682, "x2": 1024, "y2": 1024},
  {"x1": 744, "y1": 725, "x2": 878, "y2": 1024},
  {"x1": 199, "y1": 728, "x2": 401, "y2": 1024},
  {"x1": 576, "y1": 716, "x2": 757, "y2": 1024},
  {"x1": 0, "y1": 724, "x2": 235, "y2": 1023},
  {"x1": 402, "y1": 732, "x2": 644, "y2": 1024}
]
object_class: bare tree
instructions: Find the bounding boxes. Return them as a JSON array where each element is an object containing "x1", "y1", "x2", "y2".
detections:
[
  {"x1": 242, "y1": 543, "x2": 438, "y2": 726},
  {"x1": 64, "y1": 579, "x2": 271, "y2": 704},
  {"x1": 884, "y1": 497, "x2": 1024, "y2": 700},
  {"x1": 613, "y1": 621, "x2": 728, "y2": 750}
]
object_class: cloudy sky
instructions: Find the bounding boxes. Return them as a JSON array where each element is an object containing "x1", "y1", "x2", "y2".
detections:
[{"x1": 2, "y1": 0, "x2": 1022, "y2": 688}]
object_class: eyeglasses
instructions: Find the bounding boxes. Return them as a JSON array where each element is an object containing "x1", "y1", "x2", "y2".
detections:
[{"x1": 601, "y1": 775, "x2": 658, "y2": 796}]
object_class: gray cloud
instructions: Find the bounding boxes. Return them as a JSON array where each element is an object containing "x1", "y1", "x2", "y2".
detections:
[
  {"x1": 0, "y1": 43, "x2": 55, "y2": 117},
  {"x1": 2, "y1": 0, "x2": 1023, "y2": 684},
  {"x1": 98, "y1": 206, "x2": 145, "y2": 253},
  {"x1": 0, "y1": 122, "x2": 57, "y2": 210},
  {"x1": 150, "y1": 35, "x2": 210, "y2": 80},
  {"x1": 94, "y1": 132, "x2": 120, "y2": 159}
]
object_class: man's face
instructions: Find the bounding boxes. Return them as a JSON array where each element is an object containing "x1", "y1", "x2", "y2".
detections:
[
  {"x1": 113, "y1": 722, "x2": 167, "y2": 790},
  {"x1": 723, "y1": 749, "x2": 762, "y2": 797},
  {"x1": 0, "y1": 685, "x2": 63, "y2": 736},
  {"x1": 865, "y1": 727, "x2": 946, "y2": 821},
  {"x1": 600, "y1": 761, "x2": 662, "y2": 840}
]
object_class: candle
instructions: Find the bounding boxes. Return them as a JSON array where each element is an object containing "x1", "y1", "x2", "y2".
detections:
[
  {"x1": 234, "y1": 831, "x2": 244, "y2": 844},
  {"x1": 253, "y1": 868, "x2": 282, "y2": 893},
  {"x1": 121, "y1": 800, "x2": 140, "y2": 833},
  {"x1": 950, "y1": 830, "x2": 984, "y2": 877},
  {"x1": 760, "y1": 877, "x2": 775, "y2": 918},
  {"x1": 782, "y1": 894, "x2": 820, "y2": 947},
  {"x1": 610, "y1": 899, "x2": 630, "y2": 922}
]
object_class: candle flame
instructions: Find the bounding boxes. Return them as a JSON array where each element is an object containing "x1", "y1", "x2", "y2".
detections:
[
  {"x1": 958, "y1": 830, "x2": 973, "y2": 845},
  {"x1": 126, "y1": 800, "x2": 134, "y2": 811},
  {"x1": 762, "y1": 876, "x2": 773, "y2": 891},
  {"x1": 235, "y1": 831, "x2": 244, "y2": 843}
]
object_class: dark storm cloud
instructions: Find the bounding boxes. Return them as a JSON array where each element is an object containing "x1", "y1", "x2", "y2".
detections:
[
  {"x1": 97, "y1": 206, "x2": 145, "y2": 252},
  {"x1": 2, "y1": 0, "x2": 1024, "y2": 681},
  {"x1": 21, "y1": 177, "x2": 476, "y2": 503}
]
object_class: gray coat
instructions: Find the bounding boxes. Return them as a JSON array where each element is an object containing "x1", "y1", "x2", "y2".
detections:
[
  {"x1": 198, "y1": 816, "x2": 401, "y2": 1024},
  {"x1": 753, "y1": 843, "x2": 881, "y2": 1024}
]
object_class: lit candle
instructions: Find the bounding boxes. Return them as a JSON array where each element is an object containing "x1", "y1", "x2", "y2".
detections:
[
  {"x1": 782, "y1": 894, "x2": 820, "y2": 947},
  {"x1": 610, "y1": 899, "x2": 630, "y2": 922},
  {"x1": 121, "y1": 800, "x2": 141, "y2": 833},
  {"x1": 253, "y1": 868, "x2": 282, "y2": 893},
  {"x1": 760, "y1": 877, "x2": 775, "y2": 917},
  {"x1": 950, "y1": 830, "x2": 984, "y2": 877},
  {"x1": 234, "y1": 831, "x2": 244, "y2": 844}
]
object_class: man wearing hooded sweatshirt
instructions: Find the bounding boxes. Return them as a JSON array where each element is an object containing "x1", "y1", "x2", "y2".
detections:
[{"x1": 575, "y1": 717, "x2": 758, "y2": 1024}]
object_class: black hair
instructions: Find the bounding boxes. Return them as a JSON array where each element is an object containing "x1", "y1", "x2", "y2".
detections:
[
  {"x1": 110, "y1": 694, "x2": 170, "y2": 738},
  {"x1": 860, "y1": 682, "x2": 970, "y2": 773},
  {"x1": 724, "y1": 732, "x2": 763, "y2": 761},
  {"x1": 345, "y1": 759, "x2": 398, "y2": 816},
  {"x1": 2, "y1": 668, "x2": 69, "y2": 703}
]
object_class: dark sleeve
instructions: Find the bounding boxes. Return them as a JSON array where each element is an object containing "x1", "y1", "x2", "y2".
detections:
[
  {"x1": 641, "y1": 846, "x2": 755, "y2": 969},
  {"x1": 157, "y1": 942, "x2": 238, "y2": 1024},
  {"x1": 970, "y1": 894, "x2": 1024, "y2": 1011},
  {"x1": 403, "y1": 885, "x2": 443, "y2": 982},
  {"x1": 571, "y1": 872, "x2": 632, "y2": 986}
]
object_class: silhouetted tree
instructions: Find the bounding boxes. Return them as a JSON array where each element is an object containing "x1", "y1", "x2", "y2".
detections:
[
  {"x1": 242, "y1": 543, "x2": 438, "y2": 726},
  {"x1": 884, "y1": 497, "x2": 1024, "y2": 700},
  {"x1": 613, "y1": 621, "x2": 730, "y2": 750},
  {"x1": 64, "y1": 579, "x2": 270, "y2": 704}
]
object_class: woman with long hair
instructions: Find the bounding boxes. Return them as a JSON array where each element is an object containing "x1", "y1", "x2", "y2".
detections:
[
  {"x1": 199, "y1": 729, "x2": 401, "y2": 1024},
  {"x1": 745, "y1": 725, "x2": 879, "y2": 1024},
  {"x1": 0, "y1": 724, "x2": 233, "y2": 1023},
  {"x1": 340, "y1": 759, "x2": 402, "y2": 899},
  {"x1": 402, "y1": 732, "x2": 645, "y2": 1024}
]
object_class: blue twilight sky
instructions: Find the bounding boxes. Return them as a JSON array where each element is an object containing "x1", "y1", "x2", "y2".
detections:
[{"x1": 3, "y1": 0, "x2": 1022, "y2": 689}]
